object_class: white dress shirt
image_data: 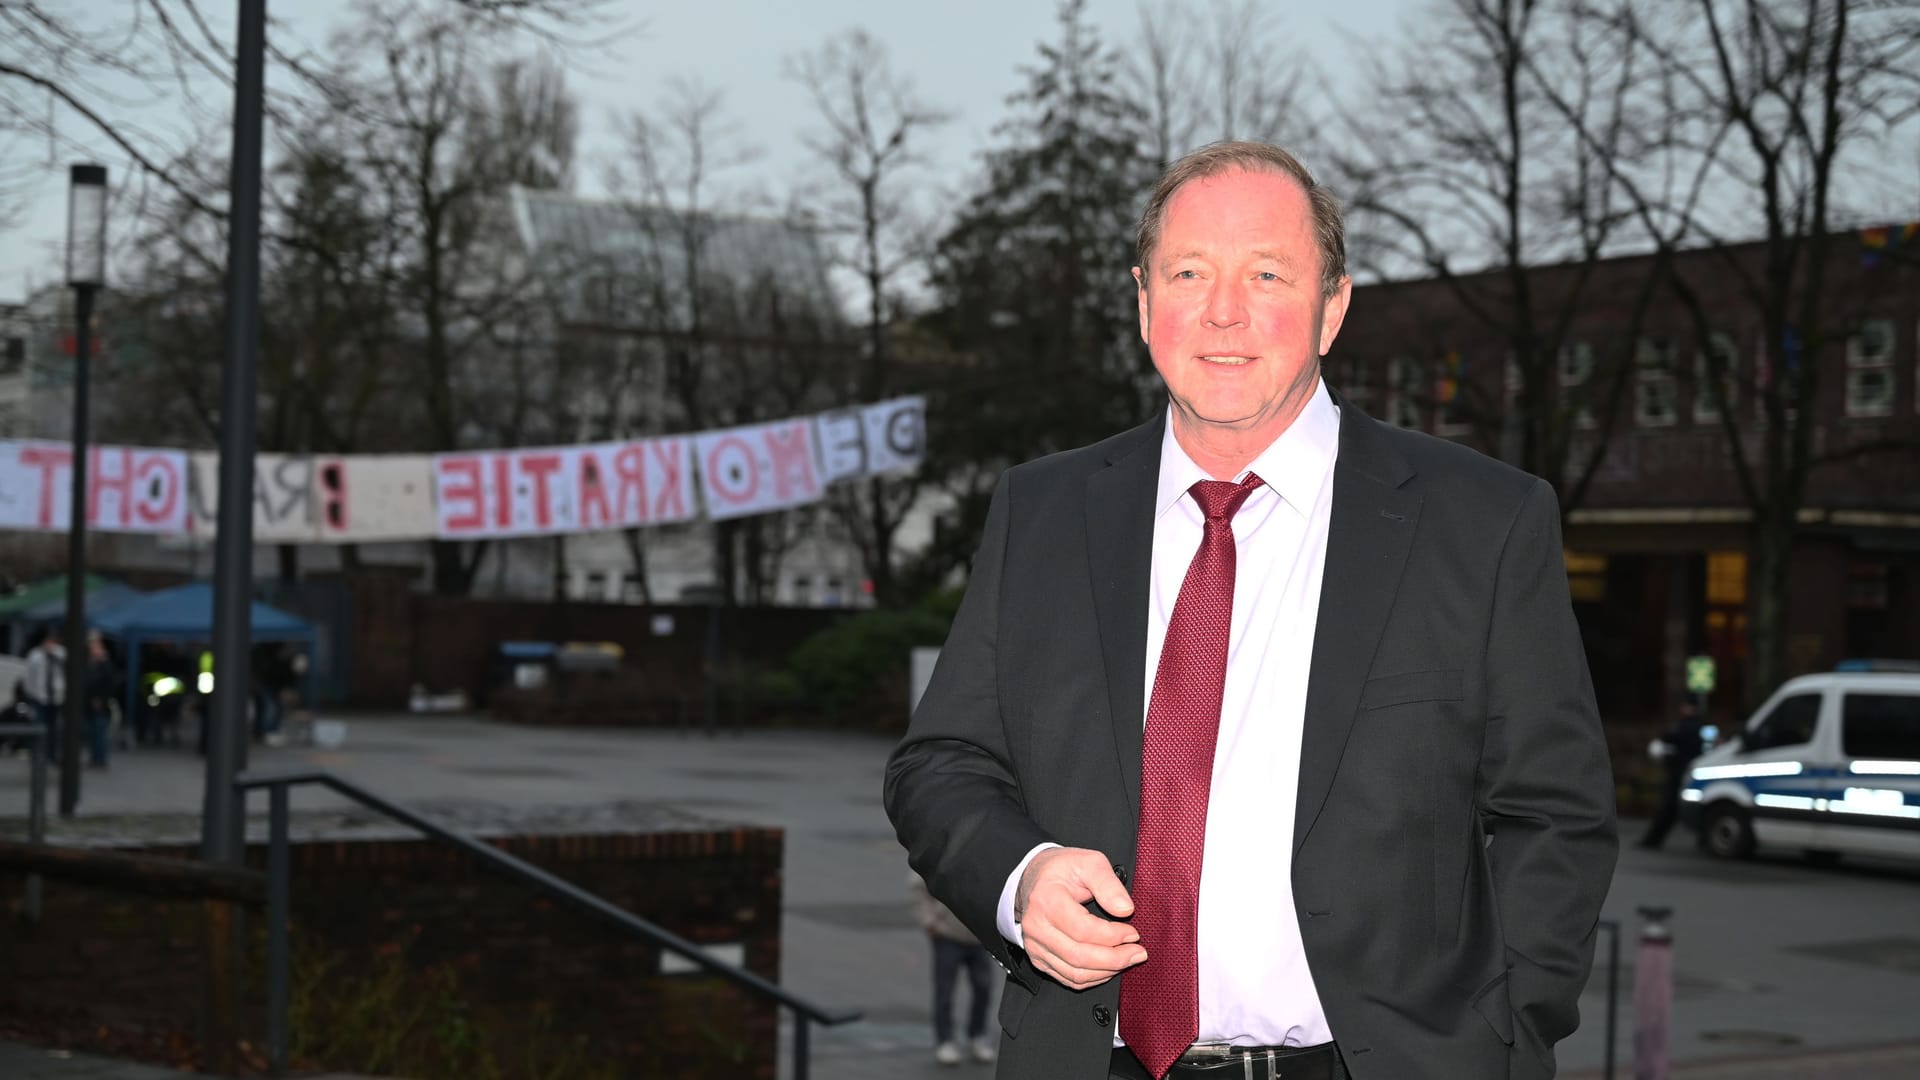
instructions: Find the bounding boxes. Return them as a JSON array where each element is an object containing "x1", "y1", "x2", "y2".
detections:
[{"x1": 997, "y1": 378, "x2": 1341, "y2": 1048}]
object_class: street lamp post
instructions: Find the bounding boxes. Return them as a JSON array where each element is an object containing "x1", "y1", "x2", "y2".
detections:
[{"x1": 60, "y1": 163, "x2": 107, "y2": 819}]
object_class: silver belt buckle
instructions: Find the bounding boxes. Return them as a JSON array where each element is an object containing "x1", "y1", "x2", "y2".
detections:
[{"x1": 1180, "y1": 1041, "x2": 1237, "y2": 1064}]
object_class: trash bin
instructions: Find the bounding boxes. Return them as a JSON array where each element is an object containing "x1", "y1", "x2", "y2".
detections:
[{"x1": 493, "y1": 641, "x2": 558, "y2": 693}]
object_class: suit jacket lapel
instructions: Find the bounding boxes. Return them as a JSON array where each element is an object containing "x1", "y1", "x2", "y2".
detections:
[
  {"x1": 1087, "y1": 414, "x2": 1164, "y2": 824},
  {"x1": 1294, "y1": 396, "x2": 1421, "y2": 855}
]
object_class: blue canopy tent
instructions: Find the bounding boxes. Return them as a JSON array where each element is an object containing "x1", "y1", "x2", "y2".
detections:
[{"x1": 92, "y1": 583, "x2": 317, "y2": 736}]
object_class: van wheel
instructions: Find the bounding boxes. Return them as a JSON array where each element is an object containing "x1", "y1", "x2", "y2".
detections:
[
  {"x1": 1703, "y1": 805, "x2": 1755, "y2": 859},
  {"x1": 1804, "y1": 850, "x2": 1843, "y2": 868}
]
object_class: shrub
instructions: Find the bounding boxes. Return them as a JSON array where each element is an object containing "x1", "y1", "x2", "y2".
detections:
[{"x1": 785, "y1": 607, "x2": 951, "y2": 721}]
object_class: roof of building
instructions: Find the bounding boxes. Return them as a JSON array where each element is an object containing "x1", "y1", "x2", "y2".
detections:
[{"x1": 509, "y1": 187, "x2": 842, "y2": 335}]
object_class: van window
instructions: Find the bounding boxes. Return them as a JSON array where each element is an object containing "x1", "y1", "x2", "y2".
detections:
[
  {"x1": 1841, "y1": 694, "x2": 1920, "y2": 759},
  {"x1": 1744, "y1": 693, "x2": 1820, "y2": 751}
]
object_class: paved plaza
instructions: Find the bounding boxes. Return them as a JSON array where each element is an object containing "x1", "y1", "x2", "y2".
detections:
[{"x1": 4, "y1": 714, "x2": 1919, "y2": 1079}]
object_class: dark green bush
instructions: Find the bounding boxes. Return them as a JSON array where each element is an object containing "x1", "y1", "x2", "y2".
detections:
[{"x1": 786, "y1": 607, "x2": 952, "y2": 720}]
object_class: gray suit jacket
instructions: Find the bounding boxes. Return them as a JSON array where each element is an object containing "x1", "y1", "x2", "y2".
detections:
[{"x1": 885, "y1": 398, "x2": 1617, "y2": 1079}]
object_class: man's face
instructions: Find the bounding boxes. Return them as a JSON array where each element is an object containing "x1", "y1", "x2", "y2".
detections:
[{"x1": 1135, "y1": 167, "x2": 1351, "y2": 446}]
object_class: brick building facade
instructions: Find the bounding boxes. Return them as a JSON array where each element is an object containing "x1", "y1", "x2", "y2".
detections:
[{"x1": 1326, "y1": 230, "x2": 1920, "y2": 732}]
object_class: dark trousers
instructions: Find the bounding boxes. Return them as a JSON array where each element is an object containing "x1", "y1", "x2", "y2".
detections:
[
  {"x1": 88, "y1": 706, "x2": 110, "y2": 766},
  {"x1": 1640, "y1": 765, "x2": 1688, "y2": 848},
  {"x1": 931, "y1": 936, "x2": 992, "y2": 1044},
  {"x1": 34, "y1": 703, "x2": 59, "y2": 757}
]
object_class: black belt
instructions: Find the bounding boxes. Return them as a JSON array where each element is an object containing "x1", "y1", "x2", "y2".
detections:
[{"x1": 1112, "y1": 1042, "x2": 1347, "y2": 1080}]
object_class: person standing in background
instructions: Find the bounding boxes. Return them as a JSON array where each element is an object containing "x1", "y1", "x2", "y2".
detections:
[
  {"x1": 83, "y1": 631, "x2": 119, "y2": 768},
  {"x1": 912, "y1": 870, "x2": 997, "y2": 1067},
  {"x1": 21, "y1": 627, "x2": 65, "y2": 753},
  {"x1": 1639, "y1": 701, "x2": 1705, "y2": 850}
]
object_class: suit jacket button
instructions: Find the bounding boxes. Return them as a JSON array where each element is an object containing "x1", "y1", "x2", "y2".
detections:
[
  {"x1": 1092, "y1": 1005, "x2": 1112, "y2": 1028},
  {"x1": 1111, "y1": 863, "x2": 1129, "y2": 884}
]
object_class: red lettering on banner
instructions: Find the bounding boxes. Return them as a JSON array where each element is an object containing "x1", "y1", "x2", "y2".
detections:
[
  {"x1": 136, "y1": 454, "x2": 181, "y2": 526},
  {"x1": 20, "y1": 446, "x2": 71, "y2": 527},
  {"x1": 612, "y1": 444, "x2": 649, "y2": 523},
  {"x1": 89, "y1": 447, "x2": 135, "y2": 527},
  {"x1": 440, "y1": 457, "x2": 484, "y2": 531},
  {"x1": 492, "y1": 455, "x2": 512, "y2": 529},
  {"x1": 764, "y1": 422, "x2": 818, "y2": 500},
  {"x1": 651, "y1": 441, "x2": 685, "y2": 518},
  {"x1": 705, "y1": 436, "x2": 757, "y2": 506},
  {"x1": 577, "y1": 452, "x2": 612, "y2": 528},
  {"x1": 316, "y1": 460, "x2": 348, "y2": 532},
  {"x1": 520, "y1": 453, "x2": 561, "y2": 529}
]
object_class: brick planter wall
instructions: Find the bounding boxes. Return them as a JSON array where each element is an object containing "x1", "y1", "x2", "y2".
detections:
[{"x1": 0, "y1": 821, "x2": 784, "y2": 1080}]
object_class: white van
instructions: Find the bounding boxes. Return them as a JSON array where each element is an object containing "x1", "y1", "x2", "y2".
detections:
[{"x1": 1681, "y1": 666, "x2": 1920, "y2": 865}]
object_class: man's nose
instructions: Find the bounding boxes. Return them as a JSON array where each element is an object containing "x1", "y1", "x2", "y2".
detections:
[{"x1": 1203, "y1": 279, "x2": 1248, "y2": 329}]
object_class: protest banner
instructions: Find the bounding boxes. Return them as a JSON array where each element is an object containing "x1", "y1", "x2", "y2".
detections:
[
  {"x1": 814, "y1": 396, "x2": 926, "y2": 484},
  {"x1": 330, "y1": 456, "x2": 439, "y2": 540},
  {"x1": 0, "y1": 440, "x2": 189, "y2": 534},
  {"x1": 0, "y1": 397, "x2": 921, "y2": 543},
  {"x1": 693, "y1": 418, "x2": 823, "y2": 521},
  {"x1": 433, "y1": 437, "x2": 694, "y2": 539},
  {"x1": 182, "y1": 453, "x2": 439, "y2": 543}
]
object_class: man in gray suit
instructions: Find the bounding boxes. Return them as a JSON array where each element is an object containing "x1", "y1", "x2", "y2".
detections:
[{"x1": 886, "y1": 141, "x2": 1616, "y2": 1080}]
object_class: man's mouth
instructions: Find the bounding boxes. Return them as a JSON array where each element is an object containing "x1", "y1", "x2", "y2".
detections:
[{"x1": 1198, "y1": 355, "x2": 1256, "y2": 366}]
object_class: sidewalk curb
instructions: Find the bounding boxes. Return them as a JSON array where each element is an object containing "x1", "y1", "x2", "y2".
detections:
[{"x1": 1562, "y1": 1039, "x2": 1920, "y2": 1078}]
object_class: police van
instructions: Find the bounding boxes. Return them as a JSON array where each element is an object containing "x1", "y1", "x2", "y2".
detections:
[{"x1": 1681, "y1": 663, "x2": 1920, "y2": 865}]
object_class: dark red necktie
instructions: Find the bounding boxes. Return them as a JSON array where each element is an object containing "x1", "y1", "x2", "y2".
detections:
[{"x1": 1119, "y1": 473, "x2": 1262, "y2": 1080}]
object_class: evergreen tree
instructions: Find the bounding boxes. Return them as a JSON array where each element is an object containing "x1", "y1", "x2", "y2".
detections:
[{"x1": 916, "y1": 0, "x2": 1157, "y2": 585}]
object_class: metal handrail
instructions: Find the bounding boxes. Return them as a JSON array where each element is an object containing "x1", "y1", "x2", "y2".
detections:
[
  {"x1": 0, "y1": 722, "x2": 48, "y2": 920},
  {"x1": 234, "y1": 768, "x2": 858, "y2": 1079},
  {"x1": 1598, "y1": 916, "x2": 1621, "y2": 1080}
]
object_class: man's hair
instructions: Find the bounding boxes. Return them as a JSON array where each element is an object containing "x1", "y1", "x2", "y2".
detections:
[{"x1": 1136, "y1": 140, "x2": 1347, "y2": 298}]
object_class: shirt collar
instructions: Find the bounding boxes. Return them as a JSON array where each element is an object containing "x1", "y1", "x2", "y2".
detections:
[{"x1": 1155, "y1": 378, "x2": 1341, "y2": 520}]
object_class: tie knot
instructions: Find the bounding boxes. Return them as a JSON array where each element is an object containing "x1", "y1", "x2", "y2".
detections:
[{"x1": 1189, "y1": 472, "x2": 1263, "y2": 523}]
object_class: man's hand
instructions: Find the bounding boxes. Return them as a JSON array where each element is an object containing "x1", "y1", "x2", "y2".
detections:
[{"x1": 1016, "y1": 847, "x2": 1147, "y2": 990}]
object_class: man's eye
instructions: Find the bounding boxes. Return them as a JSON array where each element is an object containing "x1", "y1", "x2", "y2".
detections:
[
  {"x1": 1257, "y1": 271, "x2": 1280, "y2": 281},
  {"x1": 1174, "y1": 269, "x2": 1198, "y2": 279}
]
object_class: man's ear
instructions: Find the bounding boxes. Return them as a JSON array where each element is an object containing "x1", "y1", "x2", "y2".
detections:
[
  {"x1": 1134, "y1": 265, "x2": 1149, "y2": 345},
  {"x1": 1317, "y1": 276, "x2": 1353, "y2": 356}
]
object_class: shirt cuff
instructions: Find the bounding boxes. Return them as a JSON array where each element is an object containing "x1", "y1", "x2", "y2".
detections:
[{"x1": 996, "y1": 842, "x2": 1062, "y2": 947}]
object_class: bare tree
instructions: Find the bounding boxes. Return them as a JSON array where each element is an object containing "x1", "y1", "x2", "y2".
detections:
[
  {"x1": 1123, "y1": 0, "x2": 1311, "y2": 167},
  {"x1": 606, "y1": 77, "x2": 826, "y2": 604},
  {"x1": 0, "y1": 0, "x2": 617, "y2": 234},
  {"x1": 787, "y1": 29, "x2": 950, "y2": 608},
  {"x1": 326, "y1": 1, "x2": 583, "y2": 594},
  {"x1": 1122, "y1": 4, "x2": 1197, "y2": 168},
  {"x1": 1566, "y1": 0, "x2": 1920, "y2": 703},
  {"x1": 1329, "y1": 0, "x2": 1678, "y2": 522}
]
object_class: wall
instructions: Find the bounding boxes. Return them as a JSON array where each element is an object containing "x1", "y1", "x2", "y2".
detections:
[
  {"x1": 340, "y1": 572, "x2": 844, "y2": 710},
  {"x1": 0, "y1": 823, "x2": 784, "y2": 1080}
]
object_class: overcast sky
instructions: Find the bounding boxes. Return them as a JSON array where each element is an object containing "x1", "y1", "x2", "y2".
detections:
[{"x1": 0, "y1": 0, "x2": 1412, "y2": 301}]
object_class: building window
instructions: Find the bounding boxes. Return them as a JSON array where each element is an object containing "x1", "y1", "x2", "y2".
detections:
[
  {"x1": 1563, "y1": 551, "x2": 1607, "y2": 603},
  {"x1": 1633, "y1": 338, "x2": 1678, "y2": 427},
  {"x1": 1844, "y1": 317, "x2": 1895, "y2": 418},
  {"x1": 1386, "y1": 355, "x2": 1423, "y2": 430},
  {"x1": 584, "y1": 570, "x2": 608, "y2": 601},
  {"x1": 1707, "y1": 550, "x2": 1747, "y2": 606},
  {"x1": 1558, "y1": 342, "x2": 1596, "y2": 429},
  {"x1": 621, "y1": 572, "x2": 645, "y2": 603},
  {"x1": 1693, "y1": 332, "x2": 1739, "y2": 424},
  {"x1": 790, "y1": 575, "x2": 812, "y2": 606},
  {"x1": 1434, "y1": 349, "x2": 1470, "y2": 437},
  {"x1": 1, "y1": 336, "x2": 23, "y2": 375}
]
